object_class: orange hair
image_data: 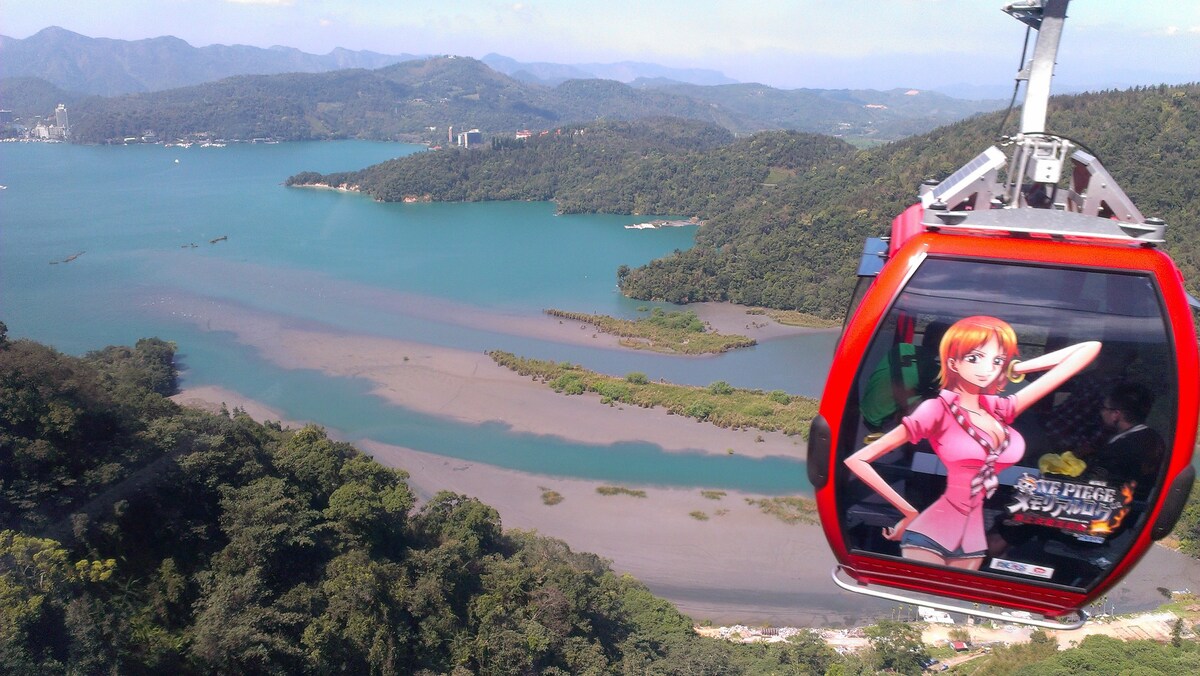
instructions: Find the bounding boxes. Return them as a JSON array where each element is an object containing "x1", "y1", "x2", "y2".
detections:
[{"x1": 938, "y1": 315, "x2": 1019, "y2": 393}]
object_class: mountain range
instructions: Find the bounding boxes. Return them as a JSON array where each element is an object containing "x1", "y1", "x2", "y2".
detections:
[
  {"x1": 0, "y1": 27, "x2": 742, "y2": 97},
  {"x1": 0, "y1": 29, "x2": 1004, "y2": 146}
]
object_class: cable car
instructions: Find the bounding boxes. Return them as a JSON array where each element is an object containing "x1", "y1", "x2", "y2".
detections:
[{"x1": 807, "y1": 0, "x2": 1198, "y2": 628}]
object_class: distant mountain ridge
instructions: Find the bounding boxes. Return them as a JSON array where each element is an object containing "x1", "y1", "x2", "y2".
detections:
[
  {"x1": 0, "y1": 27, "x2": 740, "y2": 97},
  {"x1": 0, "y1": 26, "x2": 423, "y2": 96},
  {"x1": 0, "y1": 28, "x2": 1004, "y2": 144},
  {"x1": 23, "y1": 54, "x2": 1001, "y2": 145},
  {"x1": 480, "y1": 53, "x2": 738, "y2": 87}
]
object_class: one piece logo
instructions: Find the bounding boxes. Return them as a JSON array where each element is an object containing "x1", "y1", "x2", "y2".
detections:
[{"x1": 1005, "y1": 473, "x2": 1133, "y2": 542}]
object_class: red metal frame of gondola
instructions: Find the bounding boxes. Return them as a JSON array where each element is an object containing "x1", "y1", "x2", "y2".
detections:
[{"x1": 812, "y1": 225, "x2": 1199, "y2": 619}]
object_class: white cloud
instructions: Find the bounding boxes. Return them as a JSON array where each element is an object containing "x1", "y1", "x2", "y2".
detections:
[
  {"x1": 224, "y1": 0, "x2": 295, "y2": 6},
  {"x1": 1154, "y1": 25, "x2": 1200, "y2": 37}
]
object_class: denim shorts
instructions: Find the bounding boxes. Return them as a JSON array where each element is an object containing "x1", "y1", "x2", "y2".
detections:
[{"x1": 901, "y1": 530, "x2": 986, "y2": 559}]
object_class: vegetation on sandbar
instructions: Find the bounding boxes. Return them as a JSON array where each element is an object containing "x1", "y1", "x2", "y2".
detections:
[
  {"x1": 745, "y1": 307, "x2": 841, "y2": 330},
  {"x1": 596, "y1": 485, "x2": 647, "y2": 498},
  {"x1": 545, "y1": 307, "x2": 756, "y2": 354},
  {"x1": 488, "y1": 350, "x2": 818, "y2": 437},
  {"x1": 745, "y1": 496, "x2": 820, "y2": 525}
]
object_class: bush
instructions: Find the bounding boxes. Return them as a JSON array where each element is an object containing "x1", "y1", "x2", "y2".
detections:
[
  {"x1": 707, "y1": 380, "x2": 734, "y2": 395},
  {"x1": 550, "y1": 374, "x2": 586, "y2": 395},
  {"x1": 625, "y1": 371, "x2": 649, "y2": 385},
  {"x1": 596, "y1": 486, "x2": 646, "y2": 497},
  {"x1": 593, "y1": 381, "x2": 632, "y2": 402},
  {"x1": 685, "y1": 401, "x2": 716, "y2": 421},
  {"x1": 768, "y1": 390, "x2": 791, "y2": 404}
]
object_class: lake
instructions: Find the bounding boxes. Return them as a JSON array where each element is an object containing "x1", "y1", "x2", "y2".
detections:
[{"x1": 0, "y1": 140, "x2": 836, "y2": 493}]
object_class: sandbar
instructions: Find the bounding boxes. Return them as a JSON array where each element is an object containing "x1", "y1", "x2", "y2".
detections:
[{"x1": 161, "y1": 295, "x2": 808, "y2": 460}]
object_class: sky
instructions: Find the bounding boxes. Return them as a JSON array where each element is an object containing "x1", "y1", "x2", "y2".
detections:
[{"x1": 2, "y1": 0, "x2": 1198, "y2": 94}]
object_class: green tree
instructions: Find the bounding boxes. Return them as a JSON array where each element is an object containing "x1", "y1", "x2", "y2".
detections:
[
  {"x1": 301, "y1": 550, "x2": 411, "y2": 674},
  {"x1": 214, "y1": 475, "x2": 324, "y2": 583},
  {"x1": 189, "y1": 567, "x2": 308, "y2": 672},
  {"x1": 0, "y1": 531, "x2": 76, "y2": 669},
  {"x1": 864, "y1": 620, "x2": 929, "y2": 675},
  {"x1": 323, "y1": 455, "x2": 414, "y2": 554}
]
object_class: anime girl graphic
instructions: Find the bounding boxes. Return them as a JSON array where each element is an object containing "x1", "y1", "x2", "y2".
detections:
[{"x1": 844, "y1": 315, "x2": 1100, "y2": 570}]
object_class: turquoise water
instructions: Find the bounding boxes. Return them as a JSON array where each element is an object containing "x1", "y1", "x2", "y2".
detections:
[{"x1": 1, "y1": 140, "x2": 834, "y2": 493}]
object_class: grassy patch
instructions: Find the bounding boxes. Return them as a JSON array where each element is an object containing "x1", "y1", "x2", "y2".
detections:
[
  {"x1": 701, "y1": 490, "x2": 726, "y2": 500},
  {"x1": 544, "y1": 307, "x2": 755, "y2": 354},
  {"x1": 488, "y1": 351, "x2": 819, "y2": 437},
  {"x1": 689, "y1": 511, "x2": 710, "y2": 521},
  {"x1": 764, "y1": 166, "x2": 796, "y2": 185},
  {"x1": 745, "y1": 496, "x2": 819, "y2": 525},
  {"x1": 745, "y1": 307, "x2": 841, "y2": 329},
  {"x1": 540, "y1": 489, "x2": 564, "y2": 506},
  {"x1": 596, "y1": 485, "x2": 647, "y2": 498}
]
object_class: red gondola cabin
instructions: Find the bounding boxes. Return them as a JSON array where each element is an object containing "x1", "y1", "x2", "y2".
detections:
[{"x1": 808, "y1": 0, "x2": 1198, "y2": 627}]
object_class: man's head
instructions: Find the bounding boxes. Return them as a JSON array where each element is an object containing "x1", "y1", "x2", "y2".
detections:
[{"x1": 1101, "y1": 381, "x2": 1155, "y2": 432}]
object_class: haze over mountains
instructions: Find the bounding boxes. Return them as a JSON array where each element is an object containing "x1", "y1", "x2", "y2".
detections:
[
  {"x1": 0, "y1": 27, "x2": 1006, "y2": 145},
  {"x1": 0, "y1": 27, "x2": 739, "y2": 97}
]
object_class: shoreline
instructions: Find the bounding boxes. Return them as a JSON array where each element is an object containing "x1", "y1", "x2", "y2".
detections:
[{"x1": 288, "y1": 181, "x2": 363, "y2": 194}]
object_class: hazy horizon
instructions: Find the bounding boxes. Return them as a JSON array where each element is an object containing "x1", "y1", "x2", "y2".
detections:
[{"x1": 3, "y1": 1, "x2": 1198, "y2": 95}]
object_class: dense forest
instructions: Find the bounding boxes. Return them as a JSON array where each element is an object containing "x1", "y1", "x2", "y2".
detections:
[
  {"x1": 289, "y1": 118, "x2": 853, "y2": 216},
  {"x1": 621, "y1": 84, "x2": 1200, "y2": 316},
  {"x1": 292, "y1": 84, "x2": 1200, "y2": 319},
  {"x1": 2, "y1": 327, "x2": 1199, "y2": 673},
  {"x1": 0, "y1": 322, "x2": 848, "y2": 673}
]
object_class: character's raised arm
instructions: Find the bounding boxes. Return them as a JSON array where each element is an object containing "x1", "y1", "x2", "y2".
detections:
[{"x1": 1010, "y1": 341, "x2": 1102, "y2": 417}]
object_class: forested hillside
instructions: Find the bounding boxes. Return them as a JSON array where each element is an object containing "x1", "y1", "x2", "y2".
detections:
[
  {"x1": 5, "y1": 51, "x2": 1000, "y2": 144},
  {"x1": 0, "y1": 324, "x2": 847, "y2": 673},
  {"x1": 59, "y1": 57, "x2": 716, "y2": 145},
  {"x1": 621, "y1": 84, "x2": 1200, "y2": 316},
  {"x1": 289, "y1": 118, "x2": 853, "y2": 217},
  {"x1": 644, "y1": 82, "x2": 1000, "y2": 138},
  {"x1": 293, "y1": 84, "x2": 1200, "y2": 319}
]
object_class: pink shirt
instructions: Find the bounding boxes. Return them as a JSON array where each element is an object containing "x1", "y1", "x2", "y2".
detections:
[{"x1": 900, "y1": 390, "x2": 1025, "y2": 554}]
